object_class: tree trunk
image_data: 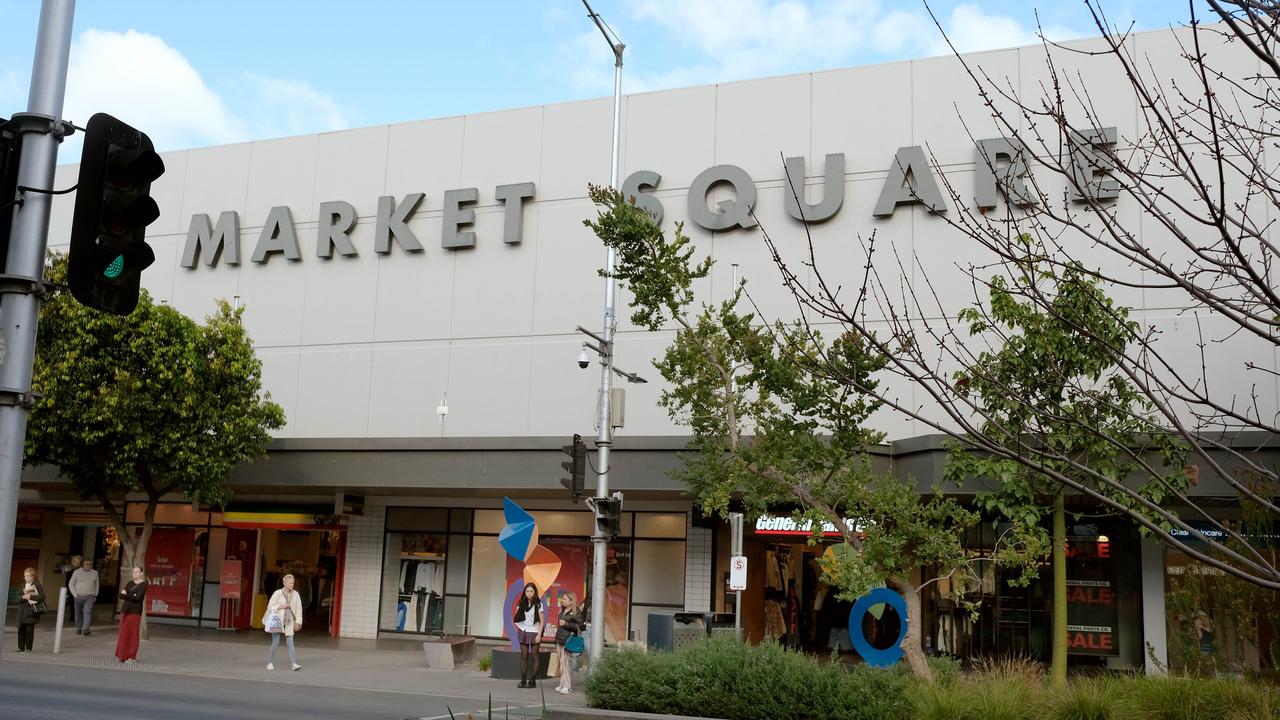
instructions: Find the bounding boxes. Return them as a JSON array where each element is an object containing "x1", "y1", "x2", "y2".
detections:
[
  {"x1": 1051, "y1": 491, "x2": 1068, "y2": 687},
  {"x1": 889, "y1": 576, "x2": 935, "y2": 683},
  {"x1": 112, "y1": 499, "x2": 157, "y2": 641}
]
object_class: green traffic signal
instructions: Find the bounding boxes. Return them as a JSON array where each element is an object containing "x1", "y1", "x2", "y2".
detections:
[{"x1": 104, "y1": 254, "x2": 124, "y2": 279}]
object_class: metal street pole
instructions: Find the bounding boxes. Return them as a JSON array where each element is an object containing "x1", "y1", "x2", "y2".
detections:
[
  {"x1": 583, "y1": 0, "x2": 623, "y2": 671},
  {"x1": 0, "y1": 0, "x2": 75, "y2": 660}
]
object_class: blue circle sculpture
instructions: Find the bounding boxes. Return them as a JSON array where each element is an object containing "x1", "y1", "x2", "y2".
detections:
[{"x1": 848, "y1": 587, "x2": 908, "y2": 667}]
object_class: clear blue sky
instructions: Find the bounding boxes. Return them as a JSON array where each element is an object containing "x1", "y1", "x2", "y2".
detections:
[{"x1": 0, "y1": 1, "x2": 1200, "y2": 156}]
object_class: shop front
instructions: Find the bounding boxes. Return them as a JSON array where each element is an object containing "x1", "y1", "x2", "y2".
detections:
[
  {"x1": 712, "y1": 513, "x2": 858, "y2": 649},
  {"x1": 712, "y1": 511, "x2": 1146, "y2": 669},
  {"x1": 375, "y1": 504, "x2": 689, "y2": 644},
  {"x1": 122, "y1": 503, "x2": 347, "y2": 637}
]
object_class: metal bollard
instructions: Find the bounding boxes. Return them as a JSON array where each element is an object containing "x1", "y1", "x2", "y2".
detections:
[{"x1": 53, "y1": 586, "x2": 67, "y2": 654}]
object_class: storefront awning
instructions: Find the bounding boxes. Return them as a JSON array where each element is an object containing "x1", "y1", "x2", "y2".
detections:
[{"x1": 223, "y1": 507, "x2": 346, "y2": 530}]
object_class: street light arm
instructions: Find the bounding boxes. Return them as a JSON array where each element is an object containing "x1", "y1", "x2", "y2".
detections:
[{"x1": 582, "y1": 0, "x2": 625, "y2": 64}]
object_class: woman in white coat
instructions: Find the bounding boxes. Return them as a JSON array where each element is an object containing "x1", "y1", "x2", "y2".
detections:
[{"x1": 266, "y1": 573, "x2": 304, "y2": 671}]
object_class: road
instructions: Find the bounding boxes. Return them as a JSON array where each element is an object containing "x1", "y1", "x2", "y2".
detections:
[{"x1": 0, "y1": 662, "x2": 548, "y2": 720}]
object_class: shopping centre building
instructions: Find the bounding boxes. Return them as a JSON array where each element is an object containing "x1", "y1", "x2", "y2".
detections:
[{"x1": 9, "y1": 22, "x2": 1278, "y2": 675}]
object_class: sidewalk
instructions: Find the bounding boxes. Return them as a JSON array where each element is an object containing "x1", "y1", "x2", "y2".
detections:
[{"x1": 2, "y1": 618, "x2": 589, "y2": 709}]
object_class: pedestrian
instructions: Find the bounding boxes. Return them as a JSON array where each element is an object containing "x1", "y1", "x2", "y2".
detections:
[
  {"x1": 512, "y1": 582, "x2": 545, "y2": 689},
  {"x1": 115, "y1": 566, "x2": 148, "y2": 664},
  {"x1": 16, "y1": 567, "x2": 46, "y2": 653},
  {"x1": 265, "y1": 573, "x2": 303, "y2": 671},
  {"x1": 553, "y1": 591, "x2": 584, "y2": 695},
  {"x1": 69, "y1": 557, "x2": 99, "y2": 636}
]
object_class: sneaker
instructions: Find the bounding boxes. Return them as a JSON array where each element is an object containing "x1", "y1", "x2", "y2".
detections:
[
  {"x1": 291, "y1": 663, "x2": 301, "y2": 671},
  {"x1": 267, "y1": 663, "x2": 275, "y2": 671},
  {"x1": 124, "y1": 659, "x2": 137, "y2": 665},
  {"x1": 82, "y1": 630, "x2": 91, "y2": 637}
]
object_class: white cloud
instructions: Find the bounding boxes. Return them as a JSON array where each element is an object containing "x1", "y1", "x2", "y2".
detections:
[
  {"x1": 872, "y1": 10, "x2": 932, "y2": 55},
  {"x1": 564, "y1": 1, "x2": 1086, "y2": 96},
  {"x1": 927, "y1": 4, "x2": 1080, "y2": 56},
  {"x1": 64, "y1": 29, "x2": 242, "y2": 153},
  {"x1": 625, "y1": 0, "x2": 877, "y2": 88},
  {"x1": 242, "y1": 73, "x2": 348, "y2": 139},
  {"x1": 0, "y1": 68, "x2": 22, "y2": 111},
  {"x1": 58, "y1": 29, "x2": 348, "y2": 158}
]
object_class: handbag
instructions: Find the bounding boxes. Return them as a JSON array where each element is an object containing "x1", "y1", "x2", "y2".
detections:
[
  {"x1": 262, "y1": 609, "x2": 284, "y2": 633},
  {"x1": 30, "y1": 599, "x2": 47, "y2": 617},
  {"x1": 564, "y1": 634, "x2": 585, "y2": 655},
  {"x1": 547, "y1": 648, "x2": 560, "y2": 677}
]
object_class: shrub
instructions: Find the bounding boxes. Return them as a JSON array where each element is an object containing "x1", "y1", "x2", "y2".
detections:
[
  {"x1": 1114, "y1": 676, "x2": 1280, "y2": 720},
  {"x1": 925, "y1": 655, "x2": 964, "y2": 687},
  {"x1": 973, "y1": 654, "x2": 1047, "y2": 683},
  {"x1": 585, "y1": 636, "x2": 908, "y2": 720},
  {"x1": 1043, "y1": 677, "x2": 1122, "y2": 720},
  {"x1": 907, "y1": 680, "x2": 975, "y2": 720},
  {"x1": 476, "y1": 653, "x2": 492, "y2": 673}
]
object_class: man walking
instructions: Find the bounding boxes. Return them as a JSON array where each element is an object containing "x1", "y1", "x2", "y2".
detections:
[{"x1": 69, "y1": 557, "x2": 99, "y2": 636}]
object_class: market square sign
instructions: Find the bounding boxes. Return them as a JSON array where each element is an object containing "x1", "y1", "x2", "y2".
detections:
[{"x1": 180, "y1": 129, "x2": 1120, "y2": 269}]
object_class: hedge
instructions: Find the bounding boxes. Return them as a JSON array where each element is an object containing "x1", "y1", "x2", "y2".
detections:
[{"x1": 584, "y1": 637, "x2": 1280, "y2": 720}]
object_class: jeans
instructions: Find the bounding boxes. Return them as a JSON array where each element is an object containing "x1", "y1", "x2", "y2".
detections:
[
  {"x1": 73, "y1": 595, "x2": 95, "y2": 632},
  {"x1": 268, "y1": 633, "x2": 297, "y2": 666}
]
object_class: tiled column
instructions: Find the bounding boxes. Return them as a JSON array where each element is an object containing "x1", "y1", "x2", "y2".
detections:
[
  {"x1": 684, "y1": 514, "x2": 713, "y2": 612},
  {"x1": 339, "y1": 498, "x2": 387, "y2": 639}
]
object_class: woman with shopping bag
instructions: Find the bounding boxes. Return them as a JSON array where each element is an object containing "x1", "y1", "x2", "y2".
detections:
[
  {"x1": 554, "y1": 592, "x2": 584, "y2": 695},
  {"x1": 265, "y1": 573, "x2": 304, "y2": 671}
]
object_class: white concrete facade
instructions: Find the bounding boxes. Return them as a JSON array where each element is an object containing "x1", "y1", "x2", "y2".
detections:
[{"x1": 40, "y1": 24, "x2": 1272, "y2": 448}]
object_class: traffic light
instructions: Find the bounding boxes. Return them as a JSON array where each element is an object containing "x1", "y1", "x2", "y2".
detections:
[
  {"x1": 560, "y1": 433, "x2": 586, "y2": 502},
  {"x1": 68, "y1": 113, "x2": 165, "y2": 315},
  {"x1": 595, "y1": 495, "x2": 622, "y2": 540}
]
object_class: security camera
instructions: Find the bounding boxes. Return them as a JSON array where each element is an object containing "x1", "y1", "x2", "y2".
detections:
[{"x1": 577, "y1": 349, "x2": 591, "y2": 369}]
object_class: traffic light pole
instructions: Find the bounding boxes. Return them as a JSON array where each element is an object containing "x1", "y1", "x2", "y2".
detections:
[
  {"x1": 583, "y1": 0, "x2": 623, "y2": 672},
  {"x1": 0, "y1": 0, "x2": 75, "y2": 660}
]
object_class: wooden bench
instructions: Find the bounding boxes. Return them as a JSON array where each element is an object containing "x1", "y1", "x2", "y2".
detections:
[{"x1": 421, "y1": 635, "x2": 476, "y2": 669}]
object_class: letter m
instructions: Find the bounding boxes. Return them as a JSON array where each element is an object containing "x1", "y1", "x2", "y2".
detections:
[{"x1": 182, "y1": 211, "x2": 241, "y2": 268}]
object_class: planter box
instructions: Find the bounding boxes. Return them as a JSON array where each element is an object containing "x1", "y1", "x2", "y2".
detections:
[{"x1": 491, "y1": 648, "x2": 551, "y2": 680}]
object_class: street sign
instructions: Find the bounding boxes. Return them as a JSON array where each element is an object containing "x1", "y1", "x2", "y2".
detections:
[{"x1": 729, "y1": 555, "x2": 748, "y2": 591}]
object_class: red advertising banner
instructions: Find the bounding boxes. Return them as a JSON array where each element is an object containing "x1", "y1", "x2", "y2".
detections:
[
  {"x1": 144, "y1": 527, "x2": 195, "y2": 617},
  {"x1": 503, "y1": 539, "x2": 631, "y2": 642},
  {"x1": 505, "y1": 539, "x2": 590, "y2": 638},
  {"x1": 220, "y1": 559, "x2": 242, "y2": 600}
]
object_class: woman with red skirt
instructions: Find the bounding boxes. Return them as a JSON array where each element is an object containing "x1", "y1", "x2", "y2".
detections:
[{"x1": 115, "y1": 566, "x2": 148, "y2": 664}]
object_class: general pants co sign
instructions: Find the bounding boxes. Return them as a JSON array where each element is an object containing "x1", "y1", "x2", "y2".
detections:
[{"x1": 180, "y1": 129, "x2": 1120, "y2": 269}]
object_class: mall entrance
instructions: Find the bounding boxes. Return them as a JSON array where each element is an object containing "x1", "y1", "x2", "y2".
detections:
[{"x1": 222, "y1": 509, "x2": 347, "y2": 637}]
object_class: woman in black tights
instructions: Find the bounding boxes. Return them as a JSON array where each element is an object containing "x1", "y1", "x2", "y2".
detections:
[{"x1": 512, "y1": 583, "x2": 545, "y2": 688}]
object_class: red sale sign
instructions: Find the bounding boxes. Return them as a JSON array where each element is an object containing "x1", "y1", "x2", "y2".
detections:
[
  {"x1": 144, "y1": 527, "x2": 194, "y2": 617},
  {"x1": 220, "y1": 560, "x2": 242, "y2": 600}
]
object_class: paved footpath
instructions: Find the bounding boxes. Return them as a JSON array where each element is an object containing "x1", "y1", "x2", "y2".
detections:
[{"x1": 2, "y1": 619, "x2": 587, "y2": 717}]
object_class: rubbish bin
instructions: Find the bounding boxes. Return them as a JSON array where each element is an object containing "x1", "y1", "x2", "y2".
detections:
[{"x1": 647, "y1": 611, "x2": 708, "y2": 651}]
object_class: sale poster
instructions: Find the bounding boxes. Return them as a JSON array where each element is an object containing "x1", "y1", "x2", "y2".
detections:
[
  {"x1": 1065, "y1": 536, "x2": 1119, "y2": 655},
  {"x1": 220, "y1": 559, "x2": 243, "y2": 600},
  {"x1": 144, "y1": 527, "x2": 195, "y2": 617}
]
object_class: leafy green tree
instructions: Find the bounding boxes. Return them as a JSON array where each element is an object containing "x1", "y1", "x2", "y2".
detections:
[
  {"x1": 26, "y1": 254, "x2": 285, "y2": 597},
  {"x1": 946, "y1": 258, "x2": 1188, "y2": 685},
  {"x1": 586, "y1": 185, "x2": 978, "y2": 680}
]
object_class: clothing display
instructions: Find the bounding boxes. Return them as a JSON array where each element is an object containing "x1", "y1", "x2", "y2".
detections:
[
  {"x1": 398, "y1": 558, "x2": 445, "y2": 595},
  {"x1": 395, "y1": 554, "x2": 445, "y2": 633},
  {"x1": 764, "y1": 600, "x2": 787, "y2": 640}
]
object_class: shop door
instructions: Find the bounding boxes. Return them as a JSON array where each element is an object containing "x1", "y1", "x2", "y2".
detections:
[{"x1": 226, "y1": 529, "x2": 258, "y2": 629}]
